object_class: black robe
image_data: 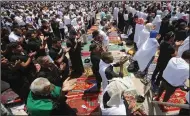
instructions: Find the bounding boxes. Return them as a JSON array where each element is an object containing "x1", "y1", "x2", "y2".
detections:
[
  {"x1": 175, "y1": 29, "x2": 188, "y2": 41},
  {"x1": 159, "y1": 21, "x2": 172, "y2": 43},
  {"x1": 118, "y1": 12, "x2": 125, "y2": 32},
  {"x1": 66, "y1": 38, "x2": 84, "y2": 76}
]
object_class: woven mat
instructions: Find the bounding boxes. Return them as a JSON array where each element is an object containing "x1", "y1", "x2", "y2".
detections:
[
  {"x1": 66, "y1": 77, "x2": 99, "y2": 97},
  {"x1": 156, "y1": 88, "x2": 187, "y2": 112},
  {"x1": 109, "y1": 36, "x2": 121, "y2": 44},
  {"x1": 1, "y1": 89, "x2": 19, "y2": 104},
  {"x1": 66, "y1": 76, "x2": 101, "y2": 115},
  {"x1": 66, "y1": 94, "x2": 100, "y2": 115},
  {"x1": 124, "y1": 89, "x2": 147, "y2": 115}
]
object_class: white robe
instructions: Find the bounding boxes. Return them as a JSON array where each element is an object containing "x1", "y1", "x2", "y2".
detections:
[
  {"x1": 64, "y1": 15, "x2": 71, "y2": 25},
  {"x1": 99, "y1": 60, "x2": 111, "y2": 91},
  {"x1": 137, "y1": 29, "x2": 150, "y2": 49},
  {"x1": 141, "y1": 12, "x2": 147, "y2": 20},
  {"x1": 99, "y1": 30, "x2": 109, "y2": 48},
  {"x1": 100, "y1": 79, "x2": 127, "y2": 115},
  {"x1": 163, "y1": 57, "x2": 189, "y2": 87},
  {"x1": 133, "y1": 37, "x2": 159, "y2": 72},
  {"x1": 134, "y1": 24, "x2": 145, "y2": 44},
  {"x1": 178, "y1": 37, "x2": 190, "y2": 57},
  {"x1": 186, "y1": 91, "x2": 190, "y2": 104},
  {"x1": 152, "y1": 15, "x2": 162, "y2": 33},
  {"x1": 100, "y1": 96, "x2": 126, "y2": 115},
  {"x1": 113, "y1": 7, "x2": 119, "y2": 21}
]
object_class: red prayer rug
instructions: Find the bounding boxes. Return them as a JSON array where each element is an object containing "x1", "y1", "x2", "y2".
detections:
[
  {"x1": 1, "y1": 89, "x2": 20, "y2": 104},
  {"x1": 66, "y1": 77, "x2": 101, "y2": 115},
  {"x1": 66, "y1": 77, "x2": 98, "y2": 97},
  {"x1": 156, "y1": 88, "x2": 187, "y2": 112},
  {"x1": 109, "y1": 36, "x2": 121, "y2": 44},
  {"x1": 81, "y1": 51, "x2": 90, "y2": 57},
  {"x1": 66, "y1": 94, "x2": 100, "y2": 115}
]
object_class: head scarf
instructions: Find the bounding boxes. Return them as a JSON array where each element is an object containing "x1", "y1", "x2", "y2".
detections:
[
  {"x1": 150, "y1": 30, "x2": 158, "y2": 38},
  {"x1": 136, "y1": 18, "x2": 144, "y2": 24}
]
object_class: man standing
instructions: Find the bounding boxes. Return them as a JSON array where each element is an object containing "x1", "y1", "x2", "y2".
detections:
[
  {"x1": 49, "y1": 39, "x2": 70, "y2": 82},
  {"x1": 155, "y1": 50, "x2": 190, "y2": 108},
  {"x1": 89, "y1": 44, "x2": 102, "y2": 91},
  {"x1": 113, "y1": 4, "x2": 119, "y2": 25},
  {"x1": 92, "y1": 30, "x2": 109, "y2": 52},
  {"x1": 151, "y1": 31, "x2": 182, "y2": 89},
  {"x1": 66, "y1": 29, "x2": 84, "y2": 77}
]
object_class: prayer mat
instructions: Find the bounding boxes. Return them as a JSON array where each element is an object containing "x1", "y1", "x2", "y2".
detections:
[
  {"x1": 123, "y1": 89, "x2": 146, "y2": 115},
  {"x1": 108, "y1": 31, "x2": 118, "y2": 36},
  {"x1": 81, "y1": 51, "x2": 91, "y2": 57},
  {"x1": 87, "y1": 26, "x2": 98, "y2": 34},
  {"x1": 1, "y1": 89, "x2": 20, "y2": 104},
  {"x1": 66, "y1": 93, "x2": 100, "y2": 115},
  {"x1": 66, "y1": 77, "x2": 97, "y2": 97},
  {"x1": 111, "y1": 50, "x2": 127, "y2": 61},
  {"x1": 109, "y1": 36, "x2": 121, "y2": 44},
  {"x1": 83, "y1": 64, "x2": 93, "y2": 77},
  {"x1": 156, "y1": 88, "x2": 187, "y2": 112}
]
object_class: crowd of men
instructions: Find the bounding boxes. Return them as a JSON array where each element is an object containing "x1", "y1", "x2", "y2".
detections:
[{"x1": 1, "y1": 1, "x2": 190, "y2": 115}]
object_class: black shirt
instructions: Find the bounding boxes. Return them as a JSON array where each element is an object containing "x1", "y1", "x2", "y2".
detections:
[
  {"x1": 27, "y1": 38, "x2": 42, "y2": 51},
  {"x1": 49, "y1": 47, "x2": 69, "y2": 67},
  {"x1": 66, "y1": 39, "x2": 82, "y2": 54},
  {"x1": 27, "y1": 38, "x2": 46, "y2": 57},
  {"x1": 157, "y1": 41, "x2": 175, "y2": 68},
  {"x1": 105, "y1": 63, "x2": 122, "y2": 80},
  {"x1": 10, "y1": 51, "x2": 36, "y2": 81},
  {"x1": 49, "y1": 47, "x2": 63, "y2": 61},
  {"x1": 40, "y1": 27, "x2": 53, "y2": 48},
  {"x1": 175, "y1": 29, "x2": 188, "y2": 41},
  {"x1": 37, "y1": 65, "x2": 63, "y2": 87},
  {"x1": 49, "y1": 47, "x2": 69, "y2": 78}
]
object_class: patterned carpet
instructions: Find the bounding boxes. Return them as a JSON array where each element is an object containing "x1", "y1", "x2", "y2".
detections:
[
  {"x1": 66, "y1": 76, "x2": 101, "y2": 115},
  {"x1": 157, "y1": 88, "x2": 187, "y2": 112}
]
